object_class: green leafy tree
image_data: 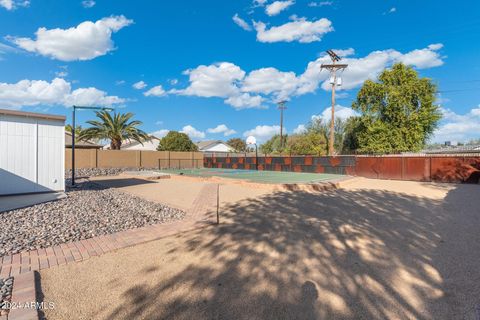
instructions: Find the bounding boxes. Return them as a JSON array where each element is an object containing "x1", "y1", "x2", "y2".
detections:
[
  {"x1": 259, "y1": 134, "x2": 285, "y2": 154},
  {"x1": 306, "y1": 116, "x2": 347, "y2": 154},
  {"x1": 286, "y1": 132, "x2": 327, "y2": 155},
  {"x1": 341, "y1": 117, "x2": 362, "y2": 153},
  {"x1": 157, "y1": 131, "x2": 198, "y2": 151},
  {"x1": 78, "y1": 111, "x2": 149, "y2": 150},
  {"x1": 352, "y1": 63, "x2": 441, "y2": 153},
  {"x1": 226, "y1": 138, "x2": 247, "y2": 152}
]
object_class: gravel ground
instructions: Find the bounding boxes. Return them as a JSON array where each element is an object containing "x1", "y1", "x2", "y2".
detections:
[
  {"x1": 0, "y1": 181, "x2": 185, "y2": 257},
  {"x1": 0, "y1": 277, "x2": 13, "y2": 316},
  {"x1": 65, "y1": 167, "x2": 154, "y2": 178}
]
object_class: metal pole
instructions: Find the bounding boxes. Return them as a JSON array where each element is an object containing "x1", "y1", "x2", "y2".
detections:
[
  {"x1": 216, "y1": 184, "x2": 220, "y2": 224},
  {"x1": 255, "y1": 144, "x2": 258, "y2": 171},
  {"x1": 71, "y1": 106, "x2": 76, "y2": 186}
]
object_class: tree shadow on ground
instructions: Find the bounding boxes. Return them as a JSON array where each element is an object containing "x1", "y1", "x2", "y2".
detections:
[{"x1": 107, "y1": 184, "x2": 479, "y2": 319}]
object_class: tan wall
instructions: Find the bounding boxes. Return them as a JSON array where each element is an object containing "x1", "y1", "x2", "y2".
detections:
[
  {"x1": 65, "y1": 149, "x2": 97, "y2": 169},
  {"x1": 65, "y1": 149, "x2": 204, "y2": 169}
]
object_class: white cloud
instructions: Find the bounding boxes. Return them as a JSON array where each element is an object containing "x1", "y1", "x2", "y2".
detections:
[
  {"x1": 0, "y1": 0, "x2": 13, "y2": 10},
  {"x1": 397, "y1": 44, "x2": 444, "y2": 69},
  {"x1": 171, "y1": 62, "x2": 264, "y2": 109},
  {"x1": 181, "y1": 125, "x2": 205, "y2": 139},
  {"x1": 115, "y1": 80, "x2": 126, "y2": 86},
  {"x1": 0, "y1": 42, "x2": 18, "y2": 60},
  {"x1": 144, "y1": 85, "x2": 166, "y2": 97},
  {"x1": 54, "y1": 65, "x2": 69, "y2": 78},
  {"x1": 243, "y1": 125, "x2": 281, "y2": 142},
  {"x1": 0, "y1": 78, "x2": 125, "y2": 109},
  {"x1": 254, "y1": 16, "x2": 333, "y2": 43},
  {"x1": 207, "y1": 124, "x2": 237, "y2": 136},
  {"x1": 308, "y1": 1, "x2": 333, "y2": 7},
  {"x1": 132, "y1": 81, "x2": 147, "y2": 90},
  {"x1": 330, "y1": 48, "x2": 355, "y2": 57},
  {"x1": 432, "y1": 106, "x2": 480, "y2": 143},
  {"x1": 311, "y1": 105, "x2": 358, "y2": 123},
  {"x1": 298, "y1": 44, "x2": 445, "y2": 93},
  {"x1": 293, "y1": 124, "x2": 307, "y2": 134},
  {"x1": 10, "y1": 15, "x2": 133, "y2": 61},
  {"x1": 151, "y1": 129, "x2": 169, "y2": 138},
  {"x1": 224, "y1": 93, "x2": 264, "y2": 109},
  {"x1": 174, "y1": 62, "x2": 245, "y2": 98},
  {"x1": 172, "y1": 44, "x2": 445, "y2": 109},
  {"x1": 64, "y1": 87, "x2": 124, "y2": 107},
  {"x1": 233, "y1": 14, "x2": 252, "y2": 31},
  {"x1": 55, "y1": 71, "x2": 68, "y2": 78},
  {"x1": 0, "y1": 0, "x2": 28, "y2": 10},
  {"x1": 82, "y1": 0, "x2": 95, "y2": 8},
  {"x1": 242, "y1": 67, "x2": 299, "y2": 100},
  {"x1": 265, "y1": 0, "x2": 294, "y2": 16},
  {"x1": 169, "y1": 79, "x2": 178, "y2": 85}
]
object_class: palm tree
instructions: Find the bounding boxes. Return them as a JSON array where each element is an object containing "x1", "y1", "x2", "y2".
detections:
[
  {"x1": 78, "y1": 111, "x2": 149, "y2": 150},
  {"x1": 65, "y1": 124, "x2": 85, "y2": 142}
]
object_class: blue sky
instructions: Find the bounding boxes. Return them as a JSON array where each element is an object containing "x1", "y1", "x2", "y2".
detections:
[{"x1": 1, "y1": 0, "x2": 479, "y2": 143}]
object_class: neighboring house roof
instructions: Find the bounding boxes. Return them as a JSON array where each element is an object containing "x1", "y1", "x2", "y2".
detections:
[
  {"x1": 65, "y1": 131, "x2": 102, "y2": 149},
  {"x1": 120, "y1": 136, "x2": 160, "y2": 150},
  {"x1": 195, "y1": 140, "x2": 233, "y2": 152}
]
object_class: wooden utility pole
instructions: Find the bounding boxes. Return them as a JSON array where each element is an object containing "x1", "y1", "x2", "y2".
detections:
[
  {"x1": 321, "y1": 50, "x2": 348, "y2": 156},
  {"x1": 278, "y1": 101, "x2": 287, "y2": 148}
]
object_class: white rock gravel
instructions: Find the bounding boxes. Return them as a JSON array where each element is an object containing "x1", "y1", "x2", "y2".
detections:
[
  {"x1": 65, "y1": 167, "x2": 152, "y2": 178},
  {"x1": 0, "y1": 181, "x2": 185, "y2": 257},
  {"x1": 0, "y1": 276, "x2": 13, "y2": 316}
]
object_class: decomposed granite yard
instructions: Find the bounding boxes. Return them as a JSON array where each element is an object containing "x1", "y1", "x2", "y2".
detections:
[{"x1": 38, "y1": 177, "x2": 480, "y2": 320}]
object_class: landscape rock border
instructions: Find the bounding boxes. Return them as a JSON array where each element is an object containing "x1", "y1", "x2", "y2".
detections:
[{"x1": 0, "y1": 180, "x2": 186, "y2": 257}]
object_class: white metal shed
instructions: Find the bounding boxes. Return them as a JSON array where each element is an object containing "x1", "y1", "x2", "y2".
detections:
[{"x1": 0, "y1": 109, "x2": 65, "y2": 195}]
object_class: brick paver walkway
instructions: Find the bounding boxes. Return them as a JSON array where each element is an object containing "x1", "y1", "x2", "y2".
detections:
[{"x1": 0, "y1": 183, "x2": 219, "y2": 278}]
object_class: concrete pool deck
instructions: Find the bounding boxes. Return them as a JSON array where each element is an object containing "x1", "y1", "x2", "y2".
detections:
[{"x1": 38, "y1": 178, "x2": 480, "y2": 320}]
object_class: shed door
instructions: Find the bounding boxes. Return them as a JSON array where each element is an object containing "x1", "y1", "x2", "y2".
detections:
[
  {"x1": 37, "y1": 119, "x2": 64, "y2": 191},
  {"x1": 0, "y1": 115, "x2": 64, "y2": 195},
  {"x1": 0, "y1": 115, "x2": 38, "y2": 194}
]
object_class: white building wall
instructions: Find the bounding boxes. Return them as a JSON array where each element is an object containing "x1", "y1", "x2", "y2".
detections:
[
  {"x1": 0, "y1": 114, "x2": 64, "y2": 195},
  {"x1": 204, "y1": 143, "x2": 233, "y2": 153}
]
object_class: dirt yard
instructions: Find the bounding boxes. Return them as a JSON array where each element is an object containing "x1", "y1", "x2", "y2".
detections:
[{"x1": 40, "y1": 178, "x2": 480, "y2": 320}]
